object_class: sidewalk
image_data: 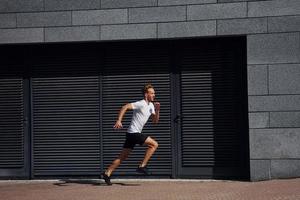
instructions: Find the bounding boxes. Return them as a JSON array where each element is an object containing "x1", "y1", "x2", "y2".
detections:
[{"x1": 0, "y1": 178, "x2": 299, "y2": 200}]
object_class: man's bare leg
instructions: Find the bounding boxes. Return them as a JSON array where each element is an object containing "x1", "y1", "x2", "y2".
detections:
[
  {"x1": 105, "y1": 148, "x2": 132, "y2": 177},
  {"x1": 139, "y1": 137, "x2": 158, "y2": 168}
]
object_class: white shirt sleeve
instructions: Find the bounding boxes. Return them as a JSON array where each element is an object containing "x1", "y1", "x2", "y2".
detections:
[{"x1": 131, "y1": 100, "x2": 143, "y2": 110}]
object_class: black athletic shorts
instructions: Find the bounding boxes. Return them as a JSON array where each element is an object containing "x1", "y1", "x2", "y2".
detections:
[{"x1": 123, "y1": 133, "x2": 149, "y2": 149}]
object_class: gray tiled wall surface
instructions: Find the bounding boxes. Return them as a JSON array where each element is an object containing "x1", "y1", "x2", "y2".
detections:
[
  {"x1": 0, "y1": 0, "x2": 299, "y2": 43},
  {"x1": 0, "y1": 0, "x2": 299, "y2": 181}
]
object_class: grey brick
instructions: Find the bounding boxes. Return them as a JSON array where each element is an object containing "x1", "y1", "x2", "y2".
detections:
[
  {"x1": 270, "y1": 112, "x2": 300, "y2": 128},
  {"x1": 247, "y1": 33, "x2": 300, "y2": 65},
  {"x1": 249, "y1": 112, "x2": 269, "y2": 128},
  {"x1": 271, "y1": 159, "x2": 300, "y2": 178},
  {"x1": 269, "y1": 16, "x2": 300, "y2": 33},
  {"x1": 247, "y1": 65, "x2": 268, "y2": 95},
  {"x1": 269, "y1": 64, "x2": 300, "y2": 95},
  {"x1": 0, "y1": 28, "x2": 43, "y2": 44},
  {"x1": 129, "y1": 6, "x2": 186, "y2": 23},
  {"x1": 158, "y1": 21, "x2": 216, "y2": 38},
  {"x1": 101, "y1": 0, "x2": 156, "y2": 8},
  {"x1": 158, "y1": 0, "x2": 216, "y2": 6},
  {"x1": 250, "y1": 128, "x2": 300, "y2": 159},
  {"x1": 219, "y1": 0, "x2": 249, "y2": 2},
  {"x1": 248, "y1": 0, "x2": 300, "y2": 17},
  {"x1": 101, "y1": 24, "x2": 156, "y2": 40},
  {"x1": 0, "y1": 0, "x2": 43, "y2": 13},
  {"x1": 45, "y1": 0, "x2": 99, "y2": 11},
  {"x1": 217, "y1": 18, "x2": 267, "y2": 35},
  {"x1": 250, "y1": 160, "x2": 271, "y2": 181},
  {"x1": 72, "y1": 9, "x2": 127, "y2": 25},
  {"x1": 187, "y1": 2, "x2": 247, "y2": 20},
  {"x1": 0, "y1": 14, "x2": 16, "y2": 28},
  {"x1": 248, "y1": 95, "x2": 300, "y2": 112},
  {"x1": 17, "y1": 12, "x2": 71, "y2": 28},
  {"x1": 45, "y1": 26, "x2": 99, "y2": 42}
]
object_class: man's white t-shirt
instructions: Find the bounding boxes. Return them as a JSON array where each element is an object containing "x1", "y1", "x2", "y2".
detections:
[{"x1": 127, "y1": 99, "x2": 155, "y2": 133}]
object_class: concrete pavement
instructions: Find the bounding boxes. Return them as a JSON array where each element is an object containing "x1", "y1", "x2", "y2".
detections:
[{"x1": 0, "y1": 178, "x2": 299, "y2": 200}]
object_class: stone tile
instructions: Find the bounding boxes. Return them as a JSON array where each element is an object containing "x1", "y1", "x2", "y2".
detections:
[
  {"x1": 250, "y1": 159, "x2": 271, "y2": 181},
  {"x1": 101, "y1": 23, "x2": 156, "y2": 40},
  {"x1": 249, "y1": 0, "x2": 300, "y2": 17},
  {"x1": 269, "y1": 15, "x2": 300, "y2": 33},
  {"x1": 17, "y1": 12, "x2": 71, "y2": 28},
  {"x1": 72, "y1": 9, "x2": 128, "y2": 25},
  {"x1": 269, "y1": 64, "x2": 300, "y2": 94},
  {"x1": 188, "y1": 2, "x2": 247, "y2": 20},
  {"x1": 129, "y1": 6, "x2": 186, "y2": 23},
  {"x1": 247, "y1": 65, "x2": 268, "y2": 95},
  {"x1": 248, "y1": 95, "x2": 300, "y2": 112},
  {"x1": 101, "y1": 0, "x2": 156, "y2": 8},
  {"x1": 0, "y1": 28, "x2": 43, "y2": 44},
  {"x1": 0, "y1": 0, "x2": 43, "y2": 13},
  {"x1": 250, "y1": 128, "x2": 300, "y2": 159},
  {"x1": 249, "y1": 112, "x2": 269, "y2": 128},
  {"x1": 0, "y1": 14, "x2": 16, "y2": 28},
  {"x1": 45, "y1": 0, "x2": 100, "y2": 11},
  {"x1": 247, "y1": 33, "x2": 300, "y2": 64},
  {"x1": 271, "y1": 159, "x2": 300, "y2": 178},
  {"x1": 217, "y1": 18, "x2": 267, "y2": 35},
  {"x1": 219, "y1": 0, "x2": 250, "y2": 2},
  {"x1": 45, "y1": 26, "x2": 99, "y2": 42},
  {"x1": 158, "y1": 0, "x2": 216, "y2": 6},
  {"x1": 270, "y1": 112, "x2": 300, "y2": 128},
  {"x1": 158, "y1": 21, "x2": 216, "y2": 38}
]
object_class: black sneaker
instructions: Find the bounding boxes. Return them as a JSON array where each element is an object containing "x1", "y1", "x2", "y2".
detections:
[
  {"x1": 136, "y1": 166, "x2": 150, "y2": 175},
  {"x1": 101, "y1": 172, "x2": 112, "y2": 186}
]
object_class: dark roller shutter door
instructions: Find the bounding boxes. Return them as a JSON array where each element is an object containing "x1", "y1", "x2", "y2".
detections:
[
  {"x1": 31, "y1": 44, "x2": 101, "y2": 176},
  {"x1": 0, "y1": 78, "x2": 24, "y2": 168},
  {"x1": 102, "y1": 43, "x2": 172, "y2": 176},
  {"x1": 178, "y1": 39, "x2": 247, "y2": 178},
  {"x1": 0, "y1": 46, "x2": 28, "y2": 177}
]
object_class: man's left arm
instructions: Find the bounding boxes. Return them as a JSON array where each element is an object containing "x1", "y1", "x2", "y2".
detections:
[{"x1": 152, "y1": 102, "x2": 160, "y2": 124}]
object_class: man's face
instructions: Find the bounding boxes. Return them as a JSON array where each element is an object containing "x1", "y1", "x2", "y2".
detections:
[{"x1": 145, "y1": 88, "x2": 155, "y2": 102}]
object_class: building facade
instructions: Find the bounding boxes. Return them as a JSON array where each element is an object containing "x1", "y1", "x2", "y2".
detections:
[{"x1": 0, "y1": 0, "x2": 299, "y2": 181}]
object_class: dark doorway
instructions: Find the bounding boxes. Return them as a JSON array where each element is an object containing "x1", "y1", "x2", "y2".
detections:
[{"x1": 0, "y1": 37, "x2": 249, "y2": 180}]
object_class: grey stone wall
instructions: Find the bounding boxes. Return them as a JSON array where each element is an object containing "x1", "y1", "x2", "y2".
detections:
[{"x1": 0, "y1": 0, "x2": 299, "y2": 181}]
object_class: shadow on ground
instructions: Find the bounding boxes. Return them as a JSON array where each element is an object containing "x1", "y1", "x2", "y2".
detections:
[{"x1": 54, "y1": 179, "x2": 141, "y2": 187}]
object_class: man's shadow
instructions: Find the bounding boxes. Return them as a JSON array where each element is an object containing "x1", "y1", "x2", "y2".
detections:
[{"x1": 53, "y1": 179, "x2": 141, "y2": 187}]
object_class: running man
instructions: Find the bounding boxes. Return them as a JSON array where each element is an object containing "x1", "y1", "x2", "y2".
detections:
[{"x1": 101, "y1": 84, "x2": 160, "y2": 185}]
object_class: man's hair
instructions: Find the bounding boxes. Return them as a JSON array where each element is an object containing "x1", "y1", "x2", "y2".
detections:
[{"x1": 142, "y1": 84, "x2": 154, "y2": 96}]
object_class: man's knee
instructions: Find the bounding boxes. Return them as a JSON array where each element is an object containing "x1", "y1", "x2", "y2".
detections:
[
  {"x1": 154, "y1": 141, "x2": 158, "y2": 149},
  {"x1": 150, "y1": 141, "x2": 158, "y2": 150}
]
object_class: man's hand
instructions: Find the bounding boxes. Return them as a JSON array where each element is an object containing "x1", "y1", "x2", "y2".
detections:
[
  {"x1": 154, "y1": 102, "x2": 160, "y2": 111},
  {"x1": 113, "y1": 120, "x2": 123, "y2": 129},
  {"x1": 152, "y1": 102, "x2": 160, "y2": 124}
]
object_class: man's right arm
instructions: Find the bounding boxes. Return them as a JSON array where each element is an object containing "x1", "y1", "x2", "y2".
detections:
[{"x1": 113, "y1": 103, "x2": 133, "y2": 129}]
